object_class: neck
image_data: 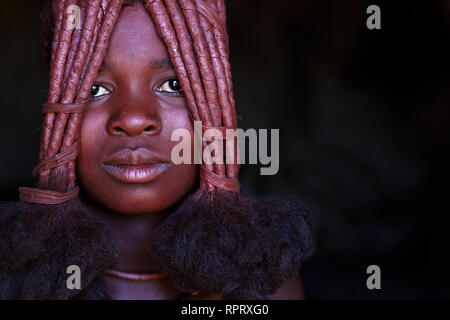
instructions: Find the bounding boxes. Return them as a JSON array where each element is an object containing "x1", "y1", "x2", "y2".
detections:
[{"x1": 86, "y1": 200, "x2": 170, "y2": 272}]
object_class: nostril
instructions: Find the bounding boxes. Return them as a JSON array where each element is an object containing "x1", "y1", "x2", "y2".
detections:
[
  {"x1": 143, "y1": 126, "x2": 153, "y2": 132},
  {"x1": 113, "y1": 126, "x2": 124, "y2": 134}
]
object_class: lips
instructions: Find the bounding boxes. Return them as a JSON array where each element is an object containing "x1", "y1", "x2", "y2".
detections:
[{"x1": 102, "y1": 148, "x2": 171, "y2": 183}]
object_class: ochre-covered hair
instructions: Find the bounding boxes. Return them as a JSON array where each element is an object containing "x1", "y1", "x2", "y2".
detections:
[
  {"x1": 20, "y1": 0, "x2": 240, "y2": 204},
  {"x1": 5, "y1": 1, "x2": 315, "y2": 300}
]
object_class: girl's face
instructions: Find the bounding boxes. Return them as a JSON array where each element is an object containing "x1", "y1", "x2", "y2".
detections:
[{"x1": 77, "y1": 4, "x2": 197, "y2": 214}]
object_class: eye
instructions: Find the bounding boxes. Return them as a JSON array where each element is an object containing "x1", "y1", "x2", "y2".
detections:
[
  {"x1": 156, "y1": 78, "x2": 183, "y2": 95},
  {"x1": 91, "y1": 84, "x2": 111, "y2": 98}
]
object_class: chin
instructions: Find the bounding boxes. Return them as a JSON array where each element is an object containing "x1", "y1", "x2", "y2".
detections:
[
  {"x1": 78, "y1": 167, "x2": 198, "y2": 215},
  {"x1": 86, "y1": 183, "x2": 189, "y2": 215},
  {"x1": 97, "y1": 191, "x2": 174, "y2": 215},
  {"x1": 110, "y1": 204, "x2": 165, "y2": 215}
]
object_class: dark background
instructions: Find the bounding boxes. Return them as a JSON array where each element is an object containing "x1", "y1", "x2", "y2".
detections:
[{"x1": 1, "y1": 0, "x2": 449, "y2": 299}]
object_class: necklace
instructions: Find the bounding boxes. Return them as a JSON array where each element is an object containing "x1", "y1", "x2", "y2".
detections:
[{"x1": 104, "y1": 269, "x2": 170, "y2": 281}]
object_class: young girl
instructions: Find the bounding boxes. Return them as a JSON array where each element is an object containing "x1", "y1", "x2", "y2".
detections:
[{"x1": 0, "y1": 0, "x2": 315, "y2": 300}]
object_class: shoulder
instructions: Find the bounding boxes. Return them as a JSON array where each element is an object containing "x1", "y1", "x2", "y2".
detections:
[
  {"x1": 150, "y1": 189, "x2": 317, "y2": 300},
  {"x1": 268, "y1": 275, "x2": 304, "y2": 300},
  {"x1": 0, "y1": 199, "x2": 116, "y2": 300}
]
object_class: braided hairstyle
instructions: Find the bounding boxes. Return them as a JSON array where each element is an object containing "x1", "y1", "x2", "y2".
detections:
[
  {"x1": 20, "y1": 0, "x2": 240, "y2": 204},
  {"x1": 7, "y1": 0, "x2": 315, "y2": 300}
]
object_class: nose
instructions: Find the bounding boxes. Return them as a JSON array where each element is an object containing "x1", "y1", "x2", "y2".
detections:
[{"x1": 107, "y1": 108, "x2": 162, "y2": 137}]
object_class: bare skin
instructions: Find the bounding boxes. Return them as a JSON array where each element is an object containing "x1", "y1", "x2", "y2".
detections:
[{"x1": 77, "y1": 4, "x2": 303, "y2": 300}]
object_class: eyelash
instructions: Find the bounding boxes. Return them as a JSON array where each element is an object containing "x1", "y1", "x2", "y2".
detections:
[
  {"x1": 90, "y1": 79, "x2": 183, "y2": 99},
  {"x1": 156, "y1": 78, "x2": 184, "y2": 96},
  {"x1": 91, "y1": 84, "x2": 110, "y2": 99}
]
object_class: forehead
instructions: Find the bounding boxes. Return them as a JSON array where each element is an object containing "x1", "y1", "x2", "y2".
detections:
[{"x1": 103, "y1": 4, "x2": 168, "y2": 66}]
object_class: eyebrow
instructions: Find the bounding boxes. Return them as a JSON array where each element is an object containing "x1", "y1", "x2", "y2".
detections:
[
  {"x1": 99, "y1": 60, "x2": 114, "y2": 72},
  {"x1": 99, "y1": 58, "x2": 173, "y2": 72},
  {"x1": 148, "y1": 58, "x2": 173, "y2": 70}
]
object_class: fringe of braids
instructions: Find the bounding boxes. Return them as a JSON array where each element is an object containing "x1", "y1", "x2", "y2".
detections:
[
  {"x1": 12, "y1": 1, "x2": 316, "y2": 300},
  {"x1": 20, "y1": 0, "x2": 240, "y2": 204}
]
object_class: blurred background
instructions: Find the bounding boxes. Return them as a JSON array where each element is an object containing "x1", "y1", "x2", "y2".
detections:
[{"x1": 0, "y1": 0, "x2": 449, "y2": 299}]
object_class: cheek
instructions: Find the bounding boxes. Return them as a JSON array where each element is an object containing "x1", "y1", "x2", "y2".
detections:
[
  {"x1": 77, "y1": 110, "x2": 106, "y2": 176},
  {"x1": 79, "y1": 106, "x2": 107, "y2": 144},
  {"x1": 159, "y1": 108, "x2": 198, "y2": 186},
  {"x1": 162, "y1": 107, "x2": 195, "y2": 155},
  {"x1": 163, "y1": 107, "x2": 194, "y2": 134},
  {"x1": 77, "y1": 109, "x2": 110, "y2": 204}
]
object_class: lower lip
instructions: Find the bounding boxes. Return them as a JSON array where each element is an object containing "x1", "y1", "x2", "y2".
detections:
[{"x1": 102, "y1": 163, "x2": 171, "y2": 183}]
